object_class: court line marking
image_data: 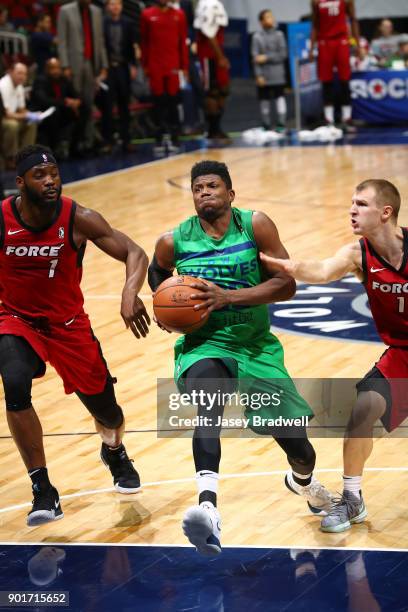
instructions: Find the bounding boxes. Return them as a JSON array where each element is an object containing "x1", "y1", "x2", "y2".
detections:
[
  {"x1": 1, "y1": 467, "x2": 407, "y2": 515},
  {"x1": 0, "y1": 540, "x2": 407, "y2": 553}
]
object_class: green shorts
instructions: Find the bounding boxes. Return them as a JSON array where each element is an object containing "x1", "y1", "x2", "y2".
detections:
[{"x1": 174, "y1": 333, "x2": 313, "y2": 435}]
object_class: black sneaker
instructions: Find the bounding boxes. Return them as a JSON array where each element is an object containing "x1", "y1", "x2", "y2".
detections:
[
  {"x1": 101, "y1": 443, "x2": 141, "y2": 493},
  {"x1": 27, "y1": 484, "x2": 64, "y2": 527}
]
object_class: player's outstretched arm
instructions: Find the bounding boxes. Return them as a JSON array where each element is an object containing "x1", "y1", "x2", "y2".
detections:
[
  {"x1": 259, "y1": 243, "x2": 361, "y2": 284},
  {"x1": 74, "y1": 205, "x2": 150, "y2": 339}
]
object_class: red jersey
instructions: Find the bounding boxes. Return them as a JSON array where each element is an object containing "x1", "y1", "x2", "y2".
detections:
[
  {"x1": 316, "y1": 0, "x2": 349, "y2": 40},
  {"x1": 140, "y1": 5, "x2": 188, "y2": 74},
  {"x1": 196, "y1": 28, "x2": 225, "y2": 61},
  {"x1": 0, "y1": 195, "x2": 85, "y2": 324},
  {"x1": 361, "y1": 230, "x2": 408, "y2": 347}
]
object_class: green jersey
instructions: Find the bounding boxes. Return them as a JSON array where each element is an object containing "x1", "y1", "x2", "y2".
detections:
[{"x1": 173, "y1": 207, "x2": 269, "y2": 346}]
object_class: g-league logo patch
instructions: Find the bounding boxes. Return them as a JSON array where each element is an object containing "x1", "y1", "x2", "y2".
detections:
[{"x1": 268, "y1": 275, "x2": 380, "y2": 343}]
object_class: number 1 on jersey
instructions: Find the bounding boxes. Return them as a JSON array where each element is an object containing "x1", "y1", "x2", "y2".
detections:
[
  {"x1": 49, "y1": 258, "x2": 58, "y2": 278},
  {"x1": 397, "y1": 296, "x2": 405, "y2": 314}
]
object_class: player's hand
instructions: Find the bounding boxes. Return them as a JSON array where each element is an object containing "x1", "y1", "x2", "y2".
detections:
[
  {"x1": 259, "y1": 253, "x2": 297, "y2": 276},
  {"x1": 153, "y1": 314, "x2": 172, "y2": 333},
  {"x1": 255, "y1": 54, "x2": 267, "y2": 64},
  {"x1": 217, "y1": 55, "x2": 230, "y2": 70},
  {"x1": 190, "y1": 280, "x2": 229, "y2": 317},
  {"x1": 121, "y1": 292, "x2": 151, "y2": 338},
  {"x1": 256, "y1": 76, "x2": 266, "y2": 87}
]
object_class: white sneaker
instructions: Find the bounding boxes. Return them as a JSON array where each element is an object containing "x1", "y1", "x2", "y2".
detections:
[
  {"x1": 182, "y1": 502, "x2": 222, "y2": 556},
  {"x1": 285, "y1": 470, "x2": 335, "y2": 516}
]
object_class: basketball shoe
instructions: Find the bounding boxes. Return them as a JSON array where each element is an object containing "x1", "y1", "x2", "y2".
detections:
[
  {"x1": 27, "y1": 483, "x2": 63, "y2": 527},
  {"x1": 101, "y1": 443, "x2": 141, "y2": 493},
  {"x1": 320, "y1": 490, "x2": 367, "y2": 533},
  {"x1": 183, "y1": 502, "x2": 222, "y2": 556},
  {"x1": 285, "y1": 470, "x2": 335, "y2": 516}
]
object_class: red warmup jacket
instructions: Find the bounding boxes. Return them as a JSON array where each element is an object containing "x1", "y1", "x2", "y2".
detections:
[{"x1": 140, "y1": 5, "x2": 188, "y2": 74}]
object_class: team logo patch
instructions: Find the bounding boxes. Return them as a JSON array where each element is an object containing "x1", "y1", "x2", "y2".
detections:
[
  {"x1": 42, "y1": 154, "x2": 48, "y2": 162},
  {"x1": 268, "y1": 275, "x2": 380, "y2": 343},
  {"x1": 58, "y1": 226, "x2": 64, "y2": 239}
]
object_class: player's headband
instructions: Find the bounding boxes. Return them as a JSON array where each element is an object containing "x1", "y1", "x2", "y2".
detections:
[{"x1": 17, "y1": 152, "x2": 57, "y2": 177}]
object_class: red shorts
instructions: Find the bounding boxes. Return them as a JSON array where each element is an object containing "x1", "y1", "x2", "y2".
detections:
[
  {"x1": 318, "y1": 37, "x2": 351, "y2": 82},
  {"x1": 148, "y1": 71, "x2": 180, "y2": 96},
  {"x1": 0, "y1": 308, "x2": 109, "y2": 395},
  {"x1": 357, "y1": 347, "x2": 408, "y2": 432},
  {"x1": 200, "y1": 58, "x2": 230, "y2": 93}
]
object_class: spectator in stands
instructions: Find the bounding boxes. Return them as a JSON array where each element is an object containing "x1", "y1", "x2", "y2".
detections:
[
  {"x1": 398, "y1": 36, "x2": 408, "y2": 68},
  {"x1": 30, "y1": 13, "x2": 56, "y2": 74},
  {"x1": 194, "y1": 0, "x2": 230, "y2": 142},
  {"x1": 57, "y1": 0, "x2": 109, "y2": 154},
  {"x1": 251, "y1": 9, "x2": 287, "y2": 132},
  {"x1": 369, "y1": 19, "x2": 401, "y2": 67},
  {"x1": 0, "y1": 4, "x2": 14, "y2": 33},
  {"x1": 0, "y1": 63, "x2": 39, "y2": 169},
  {"x1": 31, "y1": 57, "x2": 82, "y2": 159},
  {"x1": 140, "y1": 0, "x2": 188, "y2": 152},
  {"x1": 103, "y1": 0, "x2": 137, "y2": 152}
]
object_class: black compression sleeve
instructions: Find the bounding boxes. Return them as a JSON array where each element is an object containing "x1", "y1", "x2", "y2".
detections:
[{"x1": 148, "y1": 254, "x2": 173, "y2": 291}]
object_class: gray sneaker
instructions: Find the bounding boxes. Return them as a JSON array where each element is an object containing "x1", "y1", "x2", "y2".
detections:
[{"x1": 320, "y1": 490, "x2": 367, "y2": 533}]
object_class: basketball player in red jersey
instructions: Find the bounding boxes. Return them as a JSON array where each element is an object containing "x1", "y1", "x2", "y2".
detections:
[
  {"x1": 260, "y1": 179, "x2": 407, "y2": 532},
  {"x1": 0, "y1": 145, "x2": 150, "y2": 526},
  {"x1": 140, "y1": 0, "x2": 188, "y2": 152},
  {"x1": 310, "y1": 0, "x2": 361, "y2": 129}
]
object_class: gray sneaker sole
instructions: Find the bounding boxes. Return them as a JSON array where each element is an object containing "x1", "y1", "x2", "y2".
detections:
[
  {"x1": 27, "y1": 510, "x2": 64, "y2": 527},
  {"x1": 320, "y1": 507, "x2": 368, "y2": 533},
  {"x1": 114, "y1": 483, "x2": 141, "y2": 494}
]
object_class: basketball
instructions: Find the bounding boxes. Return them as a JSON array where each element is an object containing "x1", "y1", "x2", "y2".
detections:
[{"x1": 153, "y1": 276, "x2": 210, "y2": 333}]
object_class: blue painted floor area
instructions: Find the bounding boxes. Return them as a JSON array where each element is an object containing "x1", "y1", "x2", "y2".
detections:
[
  {"x1": 3, "y1": 127, "x2": 408, "y2": 192},
  {"x1": 0, "y1": 544, "x2": 407, "y2": 611}
]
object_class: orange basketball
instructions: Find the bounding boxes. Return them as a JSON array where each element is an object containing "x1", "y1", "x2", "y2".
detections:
[{"x1": 153, "y1": 276, "x2": 209, "y2": 333}]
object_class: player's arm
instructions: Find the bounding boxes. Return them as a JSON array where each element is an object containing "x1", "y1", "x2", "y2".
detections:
[
  {"x1": 74, "y1": 205, "x2": 150, "y2": 338},
  {"x1": 259, "y1": 242, "x2": 362, "y2": 283},
  {"x1": 346, "y1": 0, "x2": 361, "y2": 55},
  {"x1": 191, "y1": 211, "x2": 296, "y2": 314},
  {"x1": 148, "y1": 231, "x2": 175, "y2": 291},
  {"x1": 309, "y1": 0, "x2": 318, "y2": 62}
]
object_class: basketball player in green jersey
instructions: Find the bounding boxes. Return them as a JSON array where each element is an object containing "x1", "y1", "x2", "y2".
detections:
[{"x1": 148, "y1": 160, "x2": 333, "y2": 556}]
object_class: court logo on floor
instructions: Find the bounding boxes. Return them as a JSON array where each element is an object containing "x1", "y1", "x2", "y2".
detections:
[{"x1": 268, "y1": 275, "x2": 380, "y2": 343}]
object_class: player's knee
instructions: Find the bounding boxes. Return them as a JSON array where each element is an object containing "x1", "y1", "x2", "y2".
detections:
[
  {"x1": 2, "y1": 365, "x2": 33, "y2": 411},
  {"x1": 347, "y1": 391, "x2": 386, "y2": 432},
  {"x1": 287, "y1": 440, "x2": 316, "y2": 474},
  {"x1": 76, "y1": 377, "x2": 124, "y2": 429}
]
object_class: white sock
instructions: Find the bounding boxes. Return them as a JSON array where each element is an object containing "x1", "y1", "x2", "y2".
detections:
[
  {"x1": 260, "y1": 100, "x2": 271, "y2": 128},
  {"x1": 196, "y1": 470, "x2": 219, "y2": 496},
  {"x1": 342, "y1": 105, "x2": 352, "y2": 122},
  {"x1": 343, "y1": 475, "x2": 362, "y2": 497},
  {"x1": 324, "y1": 105, "x2": 334, "y2": 124},
  {"x1": 292, "y1": 470, "x2": 312, "y2": 486},
  {"x1": 276, "y1": 96, "x2": 287, "y2": 124}
]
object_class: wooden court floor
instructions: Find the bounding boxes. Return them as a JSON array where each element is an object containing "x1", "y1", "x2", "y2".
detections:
[{"x1": 0, "y1": 145, "x2": 407, "y2": 549}]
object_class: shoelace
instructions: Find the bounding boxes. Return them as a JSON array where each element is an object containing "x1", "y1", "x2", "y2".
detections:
[{"x1": 327, "y1": 494, "x2": 360, "y2": 518}]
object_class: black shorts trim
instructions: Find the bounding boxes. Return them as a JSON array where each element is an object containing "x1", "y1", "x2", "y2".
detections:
[
  {"x1": 257, "y1": 85, "x2": 285, "y2": 100},
  {"x1": 356, "y1": 366, "x2": 392, "y2": 431}
]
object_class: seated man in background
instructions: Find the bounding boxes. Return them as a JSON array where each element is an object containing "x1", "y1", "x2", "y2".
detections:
[
  {"x1": 31, "y1": 58, "x2": 83, "y2": 160},
  {"x1": 0, "y1": 63, "x2": 39, "y2": 170},
  {"x1": 369, "y1": 19, "x2": 401, "y2": 67}
]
